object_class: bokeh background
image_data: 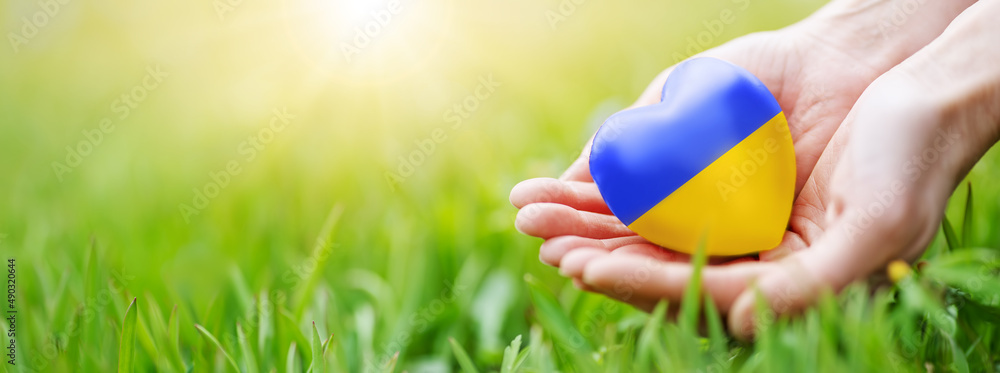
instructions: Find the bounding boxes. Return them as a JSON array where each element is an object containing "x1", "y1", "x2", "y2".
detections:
[{"x1": 5, "y1": 0, "x2": 1000, "y2": 371}]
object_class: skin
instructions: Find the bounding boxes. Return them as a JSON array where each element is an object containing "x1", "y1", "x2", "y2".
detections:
[{"x1": 510, "y1": 0, "x2": 999, "y2": 339}]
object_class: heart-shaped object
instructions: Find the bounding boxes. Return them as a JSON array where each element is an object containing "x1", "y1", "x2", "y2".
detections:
[{"x1": 589, "y1": 57, "x2": 794, "y2": 256}]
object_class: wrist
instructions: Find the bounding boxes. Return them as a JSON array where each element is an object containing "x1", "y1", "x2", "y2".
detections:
[
  {"x1": 790, "y1": 0, "x2": 976, "y2": 73},
  {"x1": 891, "y1": 0, "x2": 1000, "y2": 180}
]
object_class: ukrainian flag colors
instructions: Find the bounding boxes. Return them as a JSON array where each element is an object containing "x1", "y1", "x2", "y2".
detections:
[{"x1": 589, "y1": 57, "x2": 794, "y2": 256}]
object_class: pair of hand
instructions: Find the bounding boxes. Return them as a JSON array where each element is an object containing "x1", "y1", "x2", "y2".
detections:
[{"x1": 512, "y1": 0, "x2": 1000, "y2": 338}]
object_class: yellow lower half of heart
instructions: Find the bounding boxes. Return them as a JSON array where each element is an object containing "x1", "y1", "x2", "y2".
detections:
[{"x1": 627, "y1": 113, "x2": 795, "y2": 256}]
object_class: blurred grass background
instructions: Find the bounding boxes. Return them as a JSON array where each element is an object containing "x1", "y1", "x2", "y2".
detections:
[{"x1": 3, "y1": 0, "x2": 1000, "y2": 371}]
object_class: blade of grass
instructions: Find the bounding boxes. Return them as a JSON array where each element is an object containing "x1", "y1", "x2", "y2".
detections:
[
  {"x1": 382, "y1": 351, "x2": 405, "y2": 373},
  {"x1": 322, "y1": 334, "x2": 334, "y2": 354},
  {"x1": 45, "y1": 268, "x2": 70, "y2": 327},
  {"x1": 136, "y1": 311, "x2": 159, "y2": 363},
  {"x1": 199, "y1": 294, "x2": 223, "y2": 340},
  {"x1": 611, "y1": 328, "x2": 637, "y2": 372},
  {"x1": 84, "y1": 237, "x2": 100, "y2": 299},
  {"x1": 948, "y1": 334, "x2": 971, "y2": 373},
  {"x1": 753, "y1": 288, "x2": 776, "y2": 372},
  {"x1": 258, "y1": 289, "x2": 274, "y2": 358},
  {"x1": 449, "y1": 337, "x2": 480, "y2": 373},
  {"x1": 144, "y1": 295, "x2": 168, "y2": 342},
  {"x1": 166, "y1": 305, "x2": 185, "y2": 371},
  {"x1": 636, "y1": 300, "x2": 669, "y2": 370},
  {"x1": 280, "y1": 308, "x2": 312, "y2": 362},
  {"x1": 943, "y1": 215, "x2": 960, "y2": 251},
  {"x1": 524, "y1": 274, "x2": 600, "y2": 371},
  {"x1": 679, "y1": 242, "x2": 707, "y2": 334},
  {"x1": 286, "y1": 342, "x2": 298, "y2": 373},
  {"x1": 528, "y1": 324, "x2": 546, "y2": 372},
  {"x1": 118, "y1": 297, "x2": 138, "y2": 373},
  {"x1": 523, "y1": 274, "x2": 593, "y2": 353},
  {"x1": 500, "y1": 334, "x2": 522, "y2": 373},
  {"x1": 238, "y1": 322, "x2": 260, "y2": 373},
  {"x1": 229, "y1": 266, "x2": 254, "y2": 312},
  {"x1": 320, "y1": 333, "x2": 336, "y2": 372},
  {"x1": 194, "y1": 324, "x2": 240, "y2": 372},
  {"x1": 512, "y1": 347, "x2": 530, "y2": 373},
  {"x1": 383, "y1": 351, "x2": 399, "y2": 373},
  {"x1": 294, "y1": 205, "x2": 344, "y2": 319},
  {"x1": 82, "y1": 238, "x2": 104, "y2": 370},
  {"x1": 675, "y1": 242, "x2": 709, "y2": 370},
  {"x1": 703, "y1": 294, "x2": 727, "y2": 357},
  {"x1": 143, "y1": 295, "x2": 170, "y2": 370},
  {"x1": 962, "y1": 182, "x2": 974, "y2": 248},
  {"x1": 309, "y1": 322, "x2": 326, "y2": 373},
  {"x1": 923, "y1": 249, "x2": 1000, "y2": 300}
]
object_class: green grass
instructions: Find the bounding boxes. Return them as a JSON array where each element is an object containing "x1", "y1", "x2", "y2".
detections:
[
  {"x1": 6, "y1": 182, "x2": 1000, "y2": 373},
  {"x1": 3, "y1": 0, "x2": 1000, "y2": 371}
]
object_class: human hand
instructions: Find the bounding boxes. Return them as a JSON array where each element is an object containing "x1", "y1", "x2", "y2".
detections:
[
  {"x1": 713, "y1": 0, "x2": 1000, "y2": 337},
  {"x1": 511, "y1": 0, "x2": 981, "y2": 336}
]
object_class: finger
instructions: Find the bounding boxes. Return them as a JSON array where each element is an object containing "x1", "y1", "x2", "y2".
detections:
[
  {"x1": 581, "y1": 253, "x2": 778, "y2": 312},
  {"x1": 560, "y1": 147, "x2": 594, "y2": 183},
  {"x1": 559, "y1": 248, "x2": 609, "y2": 277},
  {"x1": 562, "y1": 243, "x2": 694, "y2": 276},
  {"x1": 572, "y1": 277, "x2": 600, "y2": 292},
  {"x1": 539, "y1": 235, "x2": 649, "y2": 267},
  {"x1": 726, "y1": 255, "x2": 825, "y2": 340},
  {"x1": 610, "y1": 244, "x2": 759, "y2": 268},
  {"x1": 611, "y1": 244, "x2": 690, "y2": 263},
  {"x1": 633, "y1": 66, "x2": 674, "y2": 106},
  {"x1": 539, "y1": 234, "x2": 758, "y2": 269},
  {"x1": 510, "y1": 178, "x2": 612, "y2": 214},
  {"x1": 758, "y1": 230, "x2": 809, "y2": 261},
  {"x1": 726, "y1": 203, "x2": 930, "y2": 340},
  {"x1": 515, "y1": 203, "x2": 635, "y2": 239}
]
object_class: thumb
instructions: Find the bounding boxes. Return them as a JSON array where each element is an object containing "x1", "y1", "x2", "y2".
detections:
[
  {"x1": 725, "y1": 254, "x2": 831, "y2": 340},
  {"x1": 726, "y1": 204, "x2": 901, "y2": 340}
]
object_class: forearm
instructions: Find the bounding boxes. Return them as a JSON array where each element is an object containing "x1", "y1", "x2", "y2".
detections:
[
  {"x1": 893, "y1": 0, "x2": 1000, "y2": 183},
  {"x1": 796, "y1": 0, "x2": 977, "y2": 71}
]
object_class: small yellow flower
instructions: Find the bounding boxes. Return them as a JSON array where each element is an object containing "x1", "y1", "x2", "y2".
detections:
[{"x1": 888, "y1": 260, "x2": 912, "y2": 283}]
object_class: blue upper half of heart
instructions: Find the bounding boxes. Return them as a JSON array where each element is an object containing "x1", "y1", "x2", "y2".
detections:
[{"x1": 589, "y1": 57, "x2": 782, "y2": 226}]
